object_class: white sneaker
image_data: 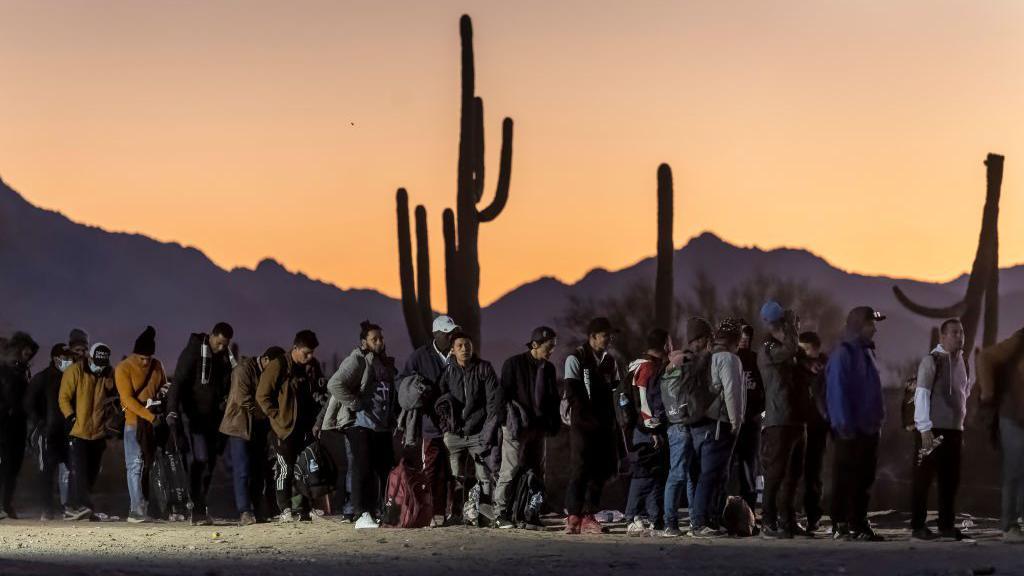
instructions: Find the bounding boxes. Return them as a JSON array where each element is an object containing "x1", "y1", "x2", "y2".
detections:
[
  {"x1": 277, "y1": 509, "x2": 296, "y2": 523},
  {"x1": 626, "y1": 519, "x2": 646, "y2": 537},
  {"x1": 354, "y1": 512, "x2": 379, "y2": 529}
]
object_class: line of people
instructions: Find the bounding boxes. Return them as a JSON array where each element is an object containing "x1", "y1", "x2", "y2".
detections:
[{"x1": 0, "y1": 306, "x2": 1022, "y2": 544}]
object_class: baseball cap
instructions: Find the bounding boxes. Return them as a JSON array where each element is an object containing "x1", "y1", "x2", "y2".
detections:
[
  {"x1": 432, "y1": 315, "x2": 459, "y2": 334},
  {"x1": 586, "y1": 317, "x2": 619, "y2": 336},
  {"x1": 527, "y1": 326, "x2": 557, "y2": 347},
  {"x1": 847, "y1": 306, "x2": 887, "y2": 326},
  {"x1": 760, "y1": 301, "x2": 785, "y2": 325},
  {"x1": 89, "y1": 343, "x2": 112, "y2": 368}
]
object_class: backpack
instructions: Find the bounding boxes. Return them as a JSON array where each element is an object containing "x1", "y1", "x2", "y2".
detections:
[
  {"x1": 721, "y1": 495, "x2": 756, "y2": 536},
  {"x1": 507, "y1": 466, "x2": 545, "y2": 528},
  {"x1": 294, "y1": 441, "x2": 336, "y2": 500},
  {"x1": 149, "y1": 434, "x2": 192, "y2": 519},
  {"x1": 614, "y1": 361, "x2": 647, "y2": 431},
  {"x1": 661, "y1": 350, "x2": 716, "y2": 425},
  {"x1": 381, "y1": 460, "x2": 433, "y2": 528},
  {"x1": 902, "y1": 350, "x2": 965, "y2": 431}
]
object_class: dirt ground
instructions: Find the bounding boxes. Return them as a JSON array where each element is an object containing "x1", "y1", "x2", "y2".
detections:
[{"x1": 0, "y1": 512, "x2": 1020, "y2": 576}]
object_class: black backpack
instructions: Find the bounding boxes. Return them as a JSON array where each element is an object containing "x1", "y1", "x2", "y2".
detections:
[
  {"x1": 508, "y1": 466, "x2": 545, "y2": 528},
  {"x1": 666, "y1": 350, "x2": 717, "y2": 425},
  {"x1": 294, "y1": 441, "x2": 336, "y2": 500}
]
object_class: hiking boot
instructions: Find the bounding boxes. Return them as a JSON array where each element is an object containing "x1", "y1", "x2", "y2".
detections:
[
  {"x1": 580, "y1": 514, "x2": 605, "y2": 535},
  {"x1": 690, "y1": 526, "x2": 725, "y2": 539},
  {"x1": 354, "y1": 512, "x2": 379, "y2": 529},
  {"x1": 912, "y1": 527, "x2": 938, "y2": 541},
  {"x1": 494, "y1": 515, "x2": 515, "y2": 529},
  {"x1": 64, "y1": 506, "x2": 92, "y2": 521},
  {"x1": 661, "y1": 526, "x2": 684, "y2": 538},
  {"x1": 190, "y1": 512, "x2": 214, "y2": 526},
  {"x1": 127, "y1": 512, "x2": 151, "y2": 524},
  {"x1": 564, "y1": 515, "x2": 582, "y2": 535},
  {"x1": 939, "y1": 528, "x2": 966, "y2": 542},
  {"x1": 1003, "y1": 526, "x2": 1024, "y2": 544},
  {"x1": 761, "y1": 524, "x2": 793, "y2": 540},
  {"x1": 626, "y1": 519, "x2": 646, "y2": 537},
  {"x1": 851, "y1": 526, "x2": 885, "y2": 542},
  {"x1": 239, "y1": 512, "x2": 257, "y2": 527}
]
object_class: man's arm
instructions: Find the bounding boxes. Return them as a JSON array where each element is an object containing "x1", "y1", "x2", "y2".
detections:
[
  {"x1": 115, "y1": 363, "x2": 155, "y2": 423},
  {"x1": 978, "y1": 332, "x2": 1022, "y2": 406},
  {"x1": 58, "y1": 368, "x2": 77, "y2": 419},
  {"x1": 914, "y1": 355, "x2": 936, "y2": 432},
  {"x1": 256, "y1": 357, "x2": 283, "y2": 421},
  {"x1": 826, "y1": 345, "x2": 853, "y2": 436},
  {"x1": 721, "y1": 354, "x2": 745, "y2": 430},
  {"x1": 167, "y1": 340, "x2": 197, "y2": 418},
  {"x1": 327, "y1": 354, "x2": 366, "y2": 405}
]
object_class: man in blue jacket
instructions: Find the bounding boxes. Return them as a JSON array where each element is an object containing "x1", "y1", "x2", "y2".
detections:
[{"x1": 826, "y1": 306, "x2": 886, "y2": 541}]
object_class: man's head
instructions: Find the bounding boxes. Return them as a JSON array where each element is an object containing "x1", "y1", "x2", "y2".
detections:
[
  {"x1": 846, "y1": 306, "x2": 885, "y2": 342},
  {"x1": 68, "y1": 328, "x2": 89, "y2": 360},
  {"x1": 210, "y1": 322, "x2": 234, "y2": 354},
  {"x1": 739, "y1": 324, "x2": 754, "y2": 350},
  {"x1": 798, "y1": 331, "x2": 822, "y2": 357},
  {"x1": 450, "y1": 331, "x2": 474, "y2": 366},
  {"x1": 686, "y1": 317, "x2": 713, "y2": 353},
  {"x1": 359, "y1": 320, "x2": 385, "y2": 354},
  {"x1": 50, "y1": 343, "x2": 73, "y2": 372},
  {"x1": 715, "y1": 319, "x2": 744, "y2": 353},
  {"x1": 259, "y1": 346, "x2": 286, "y2": 370},
  {"x1": 645, "y1": 328, "x2": 670, "y2": 357},
  {"x1": 528, "y1": 326, "x2": 558, "y2": 361},
  {"x1": 88, "y1": 343, "x2": 112, "y2": 375},
  {"x1": 939, "y1": 318, "x2": 965, "y2": 355},
  {"x1": 291, "y1": 330, "x2": 319, "y2": 365},
  {"x1": 132, "y1": 326, "x2": 156, "y2": 360},
  {"x1": 586, "y1": 317, "x2": 617, "y2": 353},
  {"x1": 431, "y1": 315, "x2": 459, "y2": 355},
  {"x1": 8, "y1": 331, "x2": 39, "y2": 364}
]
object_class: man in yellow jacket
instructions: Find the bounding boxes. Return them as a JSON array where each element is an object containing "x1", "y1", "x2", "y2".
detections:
[
  {"x1": 114, "y1": 326, "x2": 167, "y2": 523},
  {"x1": 58, "y1": 343, "x2": 114, "y2": 521}
]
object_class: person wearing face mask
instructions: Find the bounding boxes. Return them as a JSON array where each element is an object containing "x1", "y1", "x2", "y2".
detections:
[
  {"x1": 25, "y1": 344, "x2": 75, "y2": 520},
  {"x1": 0, "y1": 331, "x2": 39, "y2": 520},
  {"x1": 492, "y1": 327, "x2": 561, "y2": 529},
  {"x1": 167, "y1": 322, "x2": 236, "y2": 525},
  {"x1": 58, "y1": 343, "x2": 114, "y2": 521}
]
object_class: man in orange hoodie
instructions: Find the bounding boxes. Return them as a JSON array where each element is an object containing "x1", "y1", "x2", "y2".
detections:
[{"x1": 115, "y1": 326, "x2": 167, "y2": 523}]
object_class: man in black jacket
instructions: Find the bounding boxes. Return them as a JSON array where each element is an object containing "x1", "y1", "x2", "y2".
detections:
[
  {"x1": 0, "y1": 331, "x2": 39, "y2": 519},
  {"x1": 563, "y1": 317, "x2": 622, "y2": 535},
  {"x1": 493, "y1": 327, "x2": 560, "y2": 529},
  {"x1": 438, "y1": 331, "x2": 500, "y2": 527},
  {"x1": 168, "y1": 322, "x2": 236, "y2": 525},
  {"x1": 797, "y1": 331, "x2": 830, "y2": 533},
  {"x1": 25, "y1": 344, "x2": 74, "y2": 520},
  {"x1": 732, "y1": 323, "x2": 763, "y2": 510}
]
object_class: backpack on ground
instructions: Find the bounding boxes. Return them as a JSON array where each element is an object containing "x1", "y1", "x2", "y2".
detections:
[
  {"x1": 149, "y1": 434, "x2": 192, "y2": 519},
  {"x1": 294, "y1": 441, "x2": 336, "y2": 500},
  {"x1": 381, "y1": 460, "x2": 433, "y2": 528},
  {"x1": 507, "y1": 466, "x2": 545, "y2": 528},
  {"x1": 660, "y1": 350, "x2": 716, "y2": 425},
  {"x1": 721, "y1": 495, "x2": 756, "y2": 536}
]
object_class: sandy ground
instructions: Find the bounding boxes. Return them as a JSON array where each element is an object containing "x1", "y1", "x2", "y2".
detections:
[{"x1": 0, "y1": 512, "x2": 1020, "y2": 576}]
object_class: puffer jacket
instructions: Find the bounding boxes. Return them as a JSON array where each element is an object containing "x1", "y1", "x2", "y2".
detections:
[
  {"x1": 758, "y1": 334, "x2": 806, "y2": 427},
  {"x1": 58, "y1": 361, "x2": 115, "y2": 441},
  {"x1": 437, "y1": 357, "x2": 500, "y2": 440}
]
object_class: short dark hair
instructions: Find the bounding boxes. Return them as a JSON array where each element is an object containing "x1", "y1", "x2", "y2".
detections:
[
  {"x1": 262, "y1": 346, "x2": 286, "y2": 360},
  {"x1": 741, "y1": 324, "x2": 754, "y2": 339},
  {"x1": 212, "y1": 322, "x2": 234, "y2": 339},
  {"x1": 359, "y1": 320, "x2": 383, "y2": 341},
  {"x1": 940, "y1": 318, "x2": 962, "y2": 335},
  {"x1": 293, "y1": 330, "x2": 319, "y2": 350},
  {"x1": 646, "y1": 328, "x2": 669, "y2": 351},
  {"x1": 798, "y1": 331, "x2": 821, "y2": 348},
  {"x1": 448, "y1": 330, "x2": 472, "y2": 345}
]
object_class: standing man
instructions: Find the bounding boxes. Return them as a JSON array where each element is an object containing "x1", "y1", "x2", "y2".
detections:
[
  {"x1": 68, "y1": 329, "x2": 90, "y2": 362},
  {"x1": 827, "y1": 306, "x2": 887, "y2": 541},
  {"x1": 25, "y1": 344, "x2": 75, "y2": 520},
  {"x1": 732, "y1": 323, "x2": 764, "y2": 512},
  {"x1": 977, "y1": 325, "x2": 1024, "y2": 542},
  {"x1": 563, "y1": 317, "x2": 621, "y2": 535},
  {"x1": 0, "y1": 332, "x2": 39, "y2": 519},
  {"x1": 115, "y1": 326, "x2": 168, "y2": 523},
  {"x1": 797, "y1": 331, "x2": 830, "y2": 534},
  {"x1": 493, "y1": 327, "x2": 561, "y2": 529},
  {"x1": 623, "y1": 328, "x2": 669, "y2": 536},
  {"x1": 168, "y1": 322, "x2": 236, "y2": 525},
  {"x1": 910, "y1": 318, "x2": 969, "y2": 541},
  {"x1": 220, "y1": 346, "x2": 285, "y2": 525},
  {"x1": 59, "y1": 343, "x2": 114, "y2": 521},
  {"x1": 257, "y1": 330, "x2": 323, "y2": 522},
  {"x1": 397, "y1": 315, "x2": 458, "y2": 526}
]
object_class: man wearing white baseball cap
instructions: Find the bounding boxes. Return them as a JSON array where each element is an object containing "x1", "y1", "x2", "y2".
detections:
[{"x1": 397, "y1": 314, "x2": 459, "y2": 526}]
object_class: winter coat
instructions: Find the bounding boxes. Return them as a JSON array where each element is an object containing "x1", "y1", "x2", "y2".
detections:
[
  {"x1": 219, "y1": 357, "x2": 267, "y2": 440},
  {"x1": 758, "y1": 334, "x2": 806, "y2": 428},
  {"x1": 58, "y1": 361, "x2": 115, "y2": 441},
  {"x1": 499, "y1": 351, "x2": 560, "y2": 438},
  {"x1": 437, "y1": 357, "x2": 501, "y2": 441},
  {"x1": 169, "y1": 333, "x2": 235, "y2": 431},
  {"x1": 256, "y1": 353, "x2": 324, "y2": 440},
  {"x1": 826, "y1": 336, "x2": 885, "y2": 438},
  {"x1": 978, "y1": 329, "x2": 1024, "y2": 427}
]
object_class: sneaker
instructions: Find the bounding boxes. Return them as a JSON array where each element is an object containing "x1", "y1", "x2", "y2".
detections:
[
  {"x1": 494, "y1": 516, "x2": 515, "y2": 529},
  {"x1": 626, "y1": 519, "x2": 646, "y2": 537},
  {"x1": 190, "y1": 513, "x2": 214, "y2": 526},
  {"x1": 761, "y1": 524, "x2": 793, "y2": 540},
  {"x1": 1003, "y1": 526, "x2": 1024, "y2": 544},
  {"x1": 791, "y1": 523, "x2": 814, "y2": 539},
  {"x1": 431, "y1": 514, "x2": 446, "y2": 528},
  {"x1": 938, "y1": 528, "x2": 967, "y2": 542},
  {"x1": 64, "y1": 506, "x2": 93, "y2": 521},
  {"x1": 690, "y1": 526, "x2": 725, "y2": 539},
  {"x1": 806, "y1": 521, "x2": 821, "y2": 533},
  {"x1": 580, "y1": 514, "x2": 605, "y2": 535},
  {"x1": 127, "y1": 512, "x2": 150, "y2": 524},
  {"x1": 851, "y1": 527, "x2": 885, "y2": 542},
  {"x1": 239, "y1": 512, "x2": 257, "y2": 527},
  {"x1": 299, "y1": 511, "x2": 313, "y2": 522},
  {"x1": 831, "y1": 522, "x2": 852, "y2": 541},
  {"x1": 662, "y1": 526, "x2": 684, "y2": 538},
  {"x1": 276, "y1": 509, "x2": 297, "y2": 523},
  {"x1": 912, "y1": 527, "x2": 938, "y2": 541},
  {"x1": 354, "y1": 512, "x2": 379, "y2": 529},
  {"x1": 169, "y1": 513, "x2": 187, "y2": 522},
  {"x1": 564, "y1": 515, "x2": 582, "y2": 535}
]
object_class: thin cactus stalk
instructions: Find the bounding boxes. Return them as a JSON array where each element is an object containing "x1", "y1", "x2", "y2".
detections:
[
  {"x1": 893, "y1": 153, "x2": 1003, "y2": 354},
  {"x1": 655, "y1": 163, "x2": 674, "y2": 330},
  {"x1": 396, "y1": 188, "x2": 431, "y2": 348}
]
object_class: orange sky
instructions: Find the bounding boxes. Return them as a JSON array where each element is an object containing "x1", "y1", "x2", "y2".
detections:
[{"x1": 1, "y1": 0, "x2": 1021, "y2": 306}]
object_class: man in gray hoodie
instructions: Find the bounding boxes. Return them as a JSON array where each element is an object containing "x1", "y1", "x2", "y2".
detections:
[{"x1": 911, "y1": 318, "x2": 970, "y2": 541}]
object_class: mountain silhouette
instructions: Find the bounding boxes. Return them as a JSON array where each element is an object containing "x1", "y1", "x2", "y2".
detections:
[{"x1": 2, "y1": 176, "x2": 1021, "y2": 375}]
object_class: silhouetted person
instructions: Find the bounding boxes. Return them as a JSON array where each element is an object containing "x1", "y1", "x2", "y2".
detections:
[
  {"x1": 623, "y1": 328, "x2": 669, "y2": 536},
  {"x1": 25, "y1": 343, "x2": 74, "y2": 520},
  {"x1": 797, "y1": 331, "x2": 829, "y2": 534},
  {"x1": 0, "y1": 332, "x2": 39, "y2": 518},
  {"x1": 732, "y1": 323, "x2": 763, "y2": 511}
]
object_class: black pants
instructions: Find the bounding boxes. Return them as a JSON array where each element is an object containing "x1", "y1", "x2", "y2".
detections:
[
  {"x1": 0, "y1": 422, "x2": 26, "y2": 511},
  {"x1": 345, "y1": 427, "x2": 394, "y2": 518},
  {"x1": 911, "y1": 429, "x2": 962, "y2": 531},
  {"x1": 67, "y1": 437, "x2": 106, "y2": 510},
  {"x1": 731, "y1": 417, "x2": 761, "y2": 509},
  {"x1": 831, "y1": 432, "x2": 879, "y2": 531},
  {"x1": 185, "y1": 420, "x2": 223, "y2": 516},
  {"x1": 319, "y1": 429, "x2": 351, "y2": 513},
  {"x1": 36, "y1": 432, "x2": 68, "y2": 515},
  {"x1": 803, "y1": 422, "x2": 829, "y2": 527},
  {"x1": 565, "y1": 428, "x2": 612, "y2": 517},
  {"x1": 272, "y1": 431, "x2": 311, "y2": 514},
  {"x1": 760, "y1": 425, "x2": 805, "y2": 528}
]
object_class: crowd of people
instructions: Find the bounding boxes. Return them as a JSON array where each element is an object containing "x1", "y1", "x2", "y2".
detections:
[{"x1": 0, "y1": 303, "x2": 1022, "y2": 545}]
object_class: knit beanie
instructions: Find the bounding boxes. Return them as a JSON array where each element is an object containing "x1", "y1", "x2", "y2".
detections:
[
  {"x1": 69, "y1": 328, "x2": 89, "y2": 350},
  {"x1": 133, "y1": 326, "x2": 156, "y2": 356}
]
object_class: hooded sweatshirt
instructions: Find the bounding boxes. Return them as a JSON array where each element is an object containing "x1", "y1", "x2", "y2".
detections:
[
  {"x1": 914, "y1": 344, "x2": 970, "y2": 432},
  {"x1": 826, "y1": 335, "x2": 884, "y2": 438}
]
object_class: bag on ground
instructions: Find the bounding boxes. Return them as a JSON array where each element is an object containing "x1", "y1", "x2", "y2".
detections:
[
  {"x1": 294, "y1": 441, "x2": 336, "y2": 500},
  {"x1": 381, "y1": 460, "x2": 433, "y2": 528}
]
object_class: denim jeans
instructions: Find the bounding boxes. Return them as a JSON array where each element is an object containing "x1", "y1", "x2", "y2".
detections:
[
  {"x1": 684, "y1": 420, "x2": 733, "y2": 529},
  {"x1": 1000, "y1": 417, "x2": 1024, "y2": 532},
  {"x1": 124, "y1": 424, "x2": 145, "y2": 515},
  {"x1": 663, "y1": 424, "x2": 691, "y2": 529}
]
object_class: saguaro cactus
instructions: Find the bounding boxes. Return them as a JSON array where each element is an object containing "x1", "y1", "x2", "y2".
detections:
[
  {"x1": 893, "y1": 153, "x2": 1003, "y2": 354},
  {"x1": 395, "y1": 14, "x2": 514, "y2": 349},
  {"x1": 655, "y1": 164, "x2": 674, "y2": 330},
  {"x1": 396, "y1": 188, "x2": 433, "y2": 348}
]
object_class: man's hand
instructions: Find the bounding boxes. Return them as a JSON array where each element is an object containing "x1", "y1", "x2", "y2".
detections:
[
  {"x1": 651, "y1": 433, "x2": 661, "y2": 450},
  {"x1": 919, "y1": 429, "x2": 935, "y2": 452},
  {"x1": 312, "y1": 425, "x2": 321, "y2": 439}
]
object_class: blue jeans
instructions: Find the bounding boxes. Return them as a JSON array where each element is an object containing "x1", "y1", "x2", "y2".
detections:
[
  {"x1": 124, "y1": 424, "x2": 145, "y2": 516},
  {"x1": 229, "y1": 437, "x2": 253, "y2": 514},
  {"x1": 684, "y1": 420, "x2": 733, "y2": 529},
  {"x1": 1001, "y1": 417, "x2": 1024, "y2": 532},
  {"x1": 663, "y1": 424, "x2": 691, "y2": 529}
]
